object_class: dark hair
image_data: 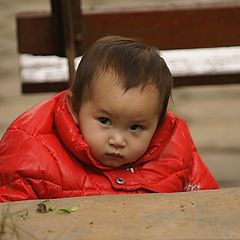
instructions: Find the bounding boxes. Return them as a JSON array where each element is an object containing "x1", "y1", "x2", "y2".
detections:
[{"x1": 71, "y1": 35, "x2": 173, "y2": 122}]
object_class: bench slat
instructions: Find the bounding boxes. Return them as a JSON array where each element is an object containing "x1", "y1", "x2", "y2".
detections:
[
  {"x1": 17, "y1": 3, "x2": 240, "y2": 56},
  {"x1": 20, "y1": 46, "x2": 240, "y2": 93}
]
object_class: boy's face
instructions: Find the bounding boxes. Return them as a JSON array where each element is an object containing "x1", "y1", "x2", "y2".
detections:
[{"x1": 75, "y1": 72, "x2": 161, "y2": 168}]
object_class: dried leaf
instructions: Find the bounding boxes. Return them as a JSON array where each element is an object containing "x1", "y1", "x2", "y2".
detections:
[{"x1": 36, "y1": 202, "x2": 48, "y2": 213}]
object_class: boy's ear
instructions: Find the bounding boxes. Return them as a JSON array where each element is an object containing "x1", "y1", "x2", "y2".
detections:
[{"x1": 66, "y1": 91, "x2": 79, "y2": 125}]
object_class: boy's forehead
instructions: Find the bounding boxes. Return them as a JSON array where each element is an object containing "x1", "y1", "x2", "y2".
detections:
[
  {"x1": 92, "y1": 69, "x2": 158, "y2": 94},
  {"x1": 93, "y1": 69, "x2": 121, "y2": 90},
  {"x1": 89, "y1": 74, "x2": 161, "y2": 117}
]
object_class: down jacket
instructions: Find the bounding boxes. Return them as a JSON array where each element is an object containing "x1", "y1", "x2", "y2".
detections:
[{"x1": 0, "y1": 91, "x2": 218, "y2": 202}]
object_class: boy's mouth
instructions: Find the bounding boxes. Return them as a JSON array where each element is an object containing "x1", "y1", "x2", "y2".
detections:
[{"x1": 106, "y1": 153, "x2": 123, "y2": 158}]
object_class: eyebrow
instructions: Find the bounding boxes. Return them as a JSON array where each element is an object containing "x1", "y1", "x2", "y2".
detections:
[
  {"x1": 94, "y1": 108, "x2": 113, "y2": 117},
  {"x1": 132, "y1": 119, "x2": 151, "y2": 125}
]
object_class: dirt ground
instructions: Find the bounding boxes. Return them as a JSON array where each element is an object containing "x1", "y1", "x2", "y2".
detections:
[{"x1": 0, "y1": 0, "x2": 240, "y2": 188}]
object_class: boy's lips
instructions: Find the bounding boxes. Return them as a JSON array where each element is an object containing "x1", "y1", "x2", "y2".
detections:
[{"x1": 106, "y1": 152, "x2": 123, "y2": 158}]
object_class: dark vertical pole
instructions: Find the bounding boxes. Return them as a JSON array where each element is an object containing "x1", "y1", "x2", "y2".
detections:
[
  {"x1": 61, "y1": 0, "x2": 75, "y2": 86},
  {"x1": 51, "y1": 0, "x2": 65, "y2": 56},
  {"x1": 51, "y1": 0, "x2": 82, "y2": 87}
]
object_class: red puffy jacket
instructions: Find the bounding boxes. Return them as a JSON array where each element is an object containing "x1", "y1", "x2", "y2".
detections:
[{"x1": 0, "y1": 91, "x2": 218, "y2": 202}]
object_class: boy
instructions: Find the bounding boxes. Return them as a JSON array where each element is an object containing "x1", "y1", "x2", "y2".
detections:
[{"x1": 0, "y1": 36, "x2": 218, "y2": 202}]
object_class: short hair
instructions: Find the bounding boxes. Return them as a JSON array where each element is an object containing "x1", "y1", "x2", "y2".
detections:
[{"x1": 71, "y1": 35, "x2": 173, "y2": 122}]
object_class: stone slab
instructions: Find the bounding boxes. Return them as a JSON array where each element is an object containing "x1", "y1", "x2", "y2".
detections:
[{"x1": 0, "y1": 188, "x2": 240, "y2": 240}]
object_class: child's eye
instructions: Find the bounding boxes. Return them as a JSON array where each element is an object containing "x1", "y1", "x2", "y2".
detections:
[
  {"x1": 130, "y1": 124, "x2": 143, "y2": 132},
  {"x1": 98, "y1": 117, "x2": 111, "y2": 126}
]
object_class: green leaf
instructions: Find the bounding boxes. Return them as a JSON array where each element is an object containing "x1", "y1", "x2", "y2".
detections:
[{"x1": 56, "y1": 206, "x2": 79, "y2": 214}]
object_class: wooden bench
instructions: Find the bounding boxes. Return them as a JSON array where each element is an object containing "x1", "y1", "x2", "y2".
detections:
[{"x1": 16, "y1": 0, "x2": 240, "y2": 93}]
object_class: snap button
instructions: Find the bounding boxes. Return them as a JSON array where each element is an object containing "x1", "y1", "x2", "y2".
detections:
[
  {"x1": 115, "y1": 177, "x2": 125, "y2": 185},
  {"x1": 126, "y1": 167, "x2": 135, "y2": 173}
]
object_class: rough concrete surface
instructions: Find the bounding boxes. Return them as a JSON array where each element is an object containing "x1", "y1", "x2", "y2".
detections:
[
  {"x1": 0, "y1": 188, "x2": 240, "y2": 240},
  {"x1": 0, "y1": 0, "x2": 240, "y2": 188}
]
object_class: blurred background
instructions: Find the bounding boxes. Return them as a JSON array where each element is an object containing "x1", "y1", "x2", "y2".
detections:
[{"x1": 0, "y1": 0, "x2": 240, "y2": 188}]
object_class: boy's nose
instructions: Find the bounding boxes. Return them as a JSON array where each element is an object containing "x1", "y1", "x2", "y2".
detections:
[{"x1": 108, "y1": 133, "x2": 126, "y2": 148}]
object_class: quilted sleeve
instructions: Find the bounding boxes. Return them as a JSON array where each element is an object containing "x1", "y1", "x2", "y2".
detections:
[
  {"x1": 0, "y1": 179, "x2": 38, "y2": 202},
  {"x1": 0, "y1": 128, "x2": 61, "y2": 202}
]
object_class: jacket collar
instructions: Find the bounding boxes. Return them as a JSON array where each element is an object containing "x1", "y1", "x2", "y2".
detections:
[{"x1": 54, "y1": 91, "x2": 178, "y2": 170}]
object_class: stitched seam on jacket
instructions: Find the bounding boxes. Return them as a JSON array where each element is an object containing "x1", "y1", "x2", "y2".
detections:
[{"x1": 21, "y1": 178, "x2": 112, "y2": 192}]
